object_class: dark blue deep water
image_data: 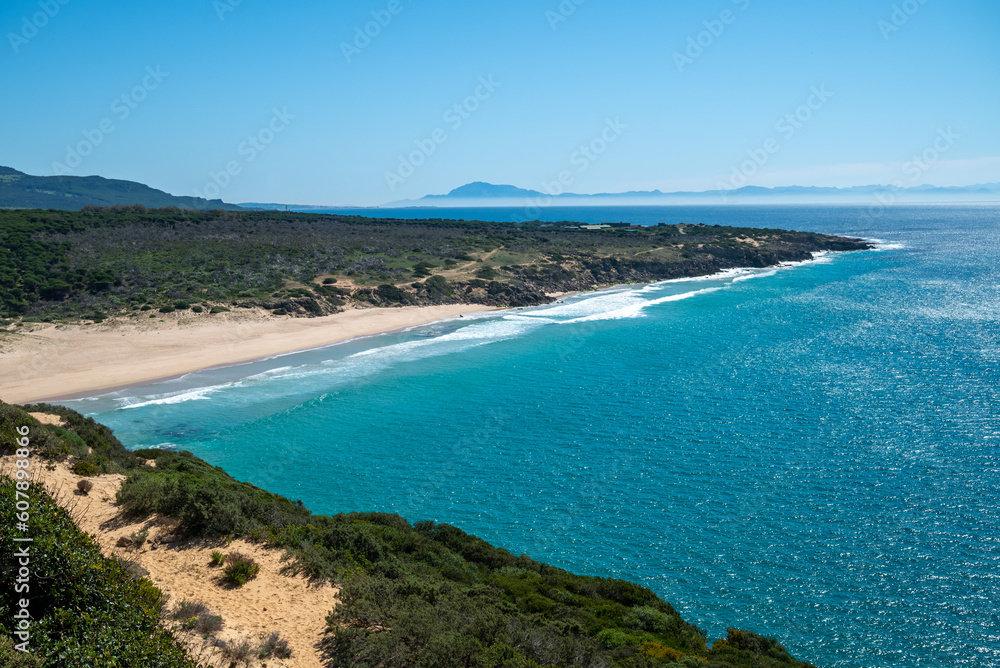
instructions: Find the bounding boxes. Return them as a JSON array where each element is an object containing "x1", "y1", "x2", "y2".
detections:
[{"x1": 66, "y1": 205, "x2": 1000, "y2": 667}]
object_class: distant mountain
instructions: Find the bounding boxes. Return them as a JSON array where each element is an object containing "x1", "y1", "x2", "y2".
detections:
[
  {"x1": 0, "y1": 166, "x2": 243, "y2": 211},
  {"x1": 384, "y1": 181, "x2": 1000, "y2": 208}
]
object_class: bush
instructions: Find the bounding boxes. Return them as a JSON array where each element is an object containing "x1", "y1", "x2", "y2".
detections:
[
  {"x1": 158, "y1": 306, "x2": 175, "y2": 313},
  {"x1": 476, "y1": 266, "x2": 497, "y2": 279},
  {"x1": 210, "y1": 305, "x2": 230, "y2": 314},
  {"x1": 71, "y1": 459, "x2": 101, "y2": 477},
  {"x1": 323, "y1": 277, "x2": 337, "y2": 284},
  {"x1": 213, "y1": 636, "x2": 254, "y2": 664},
  {"x1": 130, "y1": 528, "x2": 149, "y2": 547},
  {"x1": 170, "y1": 599, "x2": 210, "y2": 621},
  {"x1": 376, "y1": 284, "x2": 413, "y2": 304},
  {"x1": 77, "y1": 479, "x2": 94, "y2": 494},
  {"x1": 191, "y1": 305, "x2": 204, "y2": 313},
  {"x1": 210, "y1": 550, "x2": 225, "y2": 566},
  {"x1": 258, "y1": 631, "x2": 293, "y2": 659},
  {"x1": 196, "y1": 614, "x2": 224, "y2": 636},
  {"x1": 140, "y1": 304, "x2": 152, "y2": 311},
  {"x1": 224, "y1": 552, "x2": 261, "y2": 586},
  {"x1": 0, "y1": 478, "x2": 195, "y2": 666},
  {"x1": 173, "y1": 301, "x2": 190, "y2": 310}
]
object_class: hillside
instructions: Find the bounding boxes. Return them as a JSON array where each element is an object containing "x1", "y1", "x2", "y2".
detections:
[
  {"x1": 0, "y1": 207, "x2": 870, "y2": 322},
  {"x1": 0, "y1": 166, "x2": 243, "y2": 211},
  {"x1": 1, "y1": 400, "x2": 821, "y2": 667}
]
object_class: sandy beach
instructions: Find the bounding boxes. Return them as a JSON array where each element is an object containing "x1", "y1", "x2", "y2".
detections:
[{"x1": 0, "y1": 304, "x2": 492, "y2": 404}]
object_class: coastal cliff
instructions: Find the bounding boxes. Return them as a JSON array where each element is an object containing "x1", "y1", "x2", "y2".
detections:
[{"x1": 1, "y1": 401, "x2": 821, "y2": 667}]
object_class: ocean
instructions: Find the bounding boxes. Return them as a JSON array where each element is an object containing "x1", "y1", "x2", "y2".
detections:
[{"x1": 62, "y1": 204, "x2": 1000, "y2": 667}]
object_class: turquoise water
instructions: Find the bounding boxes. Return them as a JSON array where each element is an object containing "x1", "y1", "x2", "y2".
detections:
[{"x1": 64, "y1": 205, "x2": 1000, "y2": 667}]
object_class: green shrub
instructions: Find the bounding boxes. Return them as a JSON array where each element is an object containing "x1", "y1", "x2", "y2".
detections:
[
  {"x1": 173, "y1": 301, "x2": 190, "y2": 310},
  {"x1": 210, "y1": 306, "x2": 230, "y2": 314},
  {"x1": 130, "y1": 528, "x2": 149, "y2": 547},
  {"x1": 322, "y1": 277, "x2": 337, "y2": 284},
  {"x1": 191, "y1": 305, "x2": 204, "y2": 313},
  {"x1": 596, "y1": 628, "x2": 637, "y2": 649},
  {"x1": 224, "y1": 552, "x2": 261, "y2": 586},
  {"x1": 210, "y1": 550, "x2": 225, "y2": 566},
  {"x1": 77, "y1": 479, "x2": 94, "y2": 494},
  {"x1": 158, "y1": 306, "x2": 176, "y2": 313},
  {"x1": 71, "y1": 459, "x2": 101, "y2": 477},
  {"x1": 140, "y1": 304, "x2": 152, "y2": 311}
]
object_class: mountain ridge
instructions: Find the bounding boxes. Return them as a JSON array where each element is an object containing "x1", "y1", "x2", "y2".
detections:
[
  {"x1": 0, "y1": 166, "x2": 243, "y2": 211},
  {"x1": 384, "y1": 180, "x2": 1000, "y2": 207}
]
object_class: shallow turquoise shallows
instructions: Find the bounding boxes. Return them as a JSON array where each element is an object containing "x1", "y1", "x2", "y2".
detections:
[{"x1": 65, "y1": 205, "x2": 1000, "y2": 668}]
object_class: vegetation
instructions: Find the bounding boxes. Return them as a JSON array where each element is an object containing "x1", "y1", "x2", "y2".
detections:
[
  {"x1": 76, "y1": 479, "x2": 93, "y2": 494},
  {"x1": 258, "y1": 631, "x2": 293, "y2": 660},
  {"x1": 0, "y1": 476, "x2": 197, "y2": 666},
  {"x1": 222, "y1": 552, "x2": 261, "y2": 587},
  {"x1": 209, "y1": 550, "x2": 225, "y2": 566},
  {"x1": 0, "y1": 206, "x2": 868, "y2": 320},
  {"x1": 168, "y1": 600, "x2": 223, "y2": 637},
  {"x1": 1, "y1": 401, "x2": 820, "y2": 667}
]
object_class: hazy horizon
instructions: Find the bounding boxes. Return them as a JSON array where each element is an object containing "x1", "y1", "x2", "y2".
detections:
[{"x1": 3, "y1": 0, "x2": 998, "y2": 206}]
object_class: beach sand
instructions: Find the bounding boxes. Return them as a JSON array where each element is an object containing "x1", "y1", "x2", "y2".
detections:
[{"x1": 0, "y1": 304, "x2": 492, "y2": 404}]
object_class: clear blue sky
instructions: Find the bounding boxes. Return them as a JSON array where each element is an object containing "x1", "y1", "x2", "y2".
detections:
[{"x1": 2, "y1": 0, "x2": 998, "y2": 205}]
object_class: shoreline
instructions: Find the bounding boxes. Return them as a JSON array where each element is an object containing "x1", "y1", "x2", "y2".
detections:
[
  {"x1": 0, "y1": 247, "x2": 874, "y2": 405},
  {"x1": 0, "y1": 304, "x2": 494, "y2": 404}
]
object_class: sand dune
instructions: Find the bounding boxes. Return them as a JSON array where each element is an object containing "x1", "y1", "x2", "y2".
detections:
[{"x1": 1, "y1": 447, "x2": 338, "y2": 668}]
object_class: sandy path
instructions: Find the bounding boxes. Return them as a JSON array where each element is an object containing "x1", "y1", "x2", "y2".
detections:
[
  {"x1": 1, "y1": 448, "x2": 338, "y2": 668},
  {"x1": 0, "y1": 304, "x2": 491, "y2": 404}
]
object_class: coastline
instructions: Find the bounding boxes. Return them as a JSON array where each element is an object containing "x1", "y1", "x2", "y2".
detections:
[
  {"x1": 0, "y1": 304, "x2": 494, "y2": 404},
  {"x1": 0, "y1": 247, "x2": 871, "y2": 405}
]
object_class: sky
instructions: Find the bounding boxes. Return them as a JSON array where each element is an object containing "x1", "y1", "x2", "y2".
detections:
[{"x1": 1, "y1": 0, "x2": 998, "y2": 206}]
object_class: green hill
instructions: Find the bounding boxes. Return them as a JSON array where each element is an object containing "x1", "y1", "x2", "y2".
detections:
[{"x1": 0, "y1": 166, "x2": 243, "y2": 211}]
